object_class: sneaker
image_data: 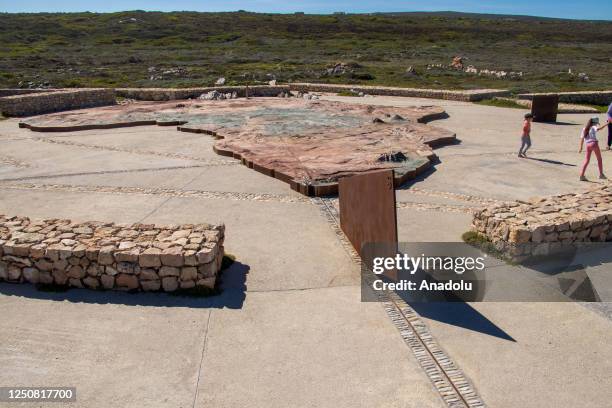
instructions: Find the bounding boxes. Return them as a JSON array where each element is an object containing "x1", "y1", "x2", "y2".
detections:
[
  {"x1": 580, "y1": 175, "x2": 588, "y2": 181},
  {"x1": 599, "y1": 174, "x2": 607, "y2": 180},
  {"x1": 518, "y1": 153, "x2": 524, "y2": 158}
]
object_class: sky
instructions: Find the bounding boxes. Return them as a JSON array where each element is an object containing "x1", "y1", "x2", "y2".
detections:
[{"x1": 1, "y1": 0, "x2": 611, "y2": 21}]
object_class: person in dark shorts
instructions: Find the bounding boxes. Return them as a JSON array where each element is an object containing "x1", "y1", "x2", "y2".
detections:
[{"x1": 518, "y1": 113, "x2": 533, "y2": 158}]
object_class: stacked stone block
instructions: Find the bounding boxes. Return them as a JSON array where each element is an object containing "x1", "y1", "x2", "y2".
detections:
[
  {"x1": 116, "y1": 86, "x2": 290, "y2": 101},
  {"x1": 518, "y1": 91, "x2": 612, "y2": 105},
  {"x1": 0, "y1": 89, "x2": 116, "y2": 117},
  {"x1": 288, "y1": 83, "x2": 510, "y2": 101},
  {"x1": 472, "y1": 184, "x2": 612, "y2": 260},
  {"x1": 0, "y1": 215, "x2": 225, "y2": 292}
]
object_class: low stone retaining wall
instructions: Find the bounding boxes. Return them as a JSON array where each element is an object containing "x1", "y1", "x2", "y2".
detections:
[
  {"x1": 518, "y1": 91, "x2": 612, "y2": 105},
  {"x1": 116, "y1": 86, "x2": 289, "y2": 101},
  {"x1": 116, "y1": 84, "x2": 509, "y2": 101},
  {"x1": 0, "y1": 89, "x2": 52, "y2": 97},
  {"x1": 472, "y1": 184, "x2": 612, "y2": 260},
  {"x1": 288, "y1": 83, "x2": 510, "y2": 101},
  {"x1": 0, "y1": 89, "x2": 116, "y2": 117},
  {"x1": 0, "y1": 215, "x2": 225, "y2": 292}
]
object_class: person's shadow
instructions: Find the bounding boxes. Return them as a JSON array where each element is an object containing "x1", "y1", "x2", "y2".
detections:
[{"x1": 525, "y1": 157, "x2": 576, "y2": 166}]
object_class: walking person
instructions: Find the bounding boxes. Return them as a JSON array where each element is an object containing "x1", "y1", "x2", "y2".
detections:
[
  {"x1": 579, "y1": 117, "x2": 608, "y2": 181},
  {"x1": 606, "y1": 102, "x2": 612, "y2": 150},
  {"x1": 518, "y1": 113, "x2": 533, "y2": 158}
]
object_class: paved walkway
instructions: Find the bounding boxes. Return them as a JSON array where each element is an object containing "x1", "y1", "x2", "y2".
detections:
[{"x1": 1, "y1": 96, "x2": 611, "y2": 407}]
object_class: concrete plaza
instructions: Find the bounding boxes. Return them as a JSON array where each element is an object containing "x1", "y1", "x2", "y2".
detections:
[{"x1": 1, "y1": 96, "x2": 611, "y2": 407}]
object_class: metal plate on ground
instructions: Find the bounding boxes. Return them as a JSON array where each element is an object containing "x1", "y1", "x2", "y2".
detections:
[{"x1": 531, "y1": 95, "x2": 559, "y2": 123}]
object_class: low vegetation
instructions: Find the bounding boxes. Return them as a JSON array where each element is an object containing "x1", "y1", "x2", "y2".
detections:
[
  {"x1": 462, "y1": 231, "x2": 517, "y2": 264},
  {"x1": 475, "y1": 98, "x2": 528, "y2": 109},
  {"x1": 0, "y1": 11, "x2": 610, "y2": 91}
]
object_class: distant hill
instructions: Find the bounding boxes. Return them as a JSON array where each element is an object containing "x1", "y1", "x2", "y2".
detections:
[
  {"x1": 372, "y1": 11, "x2": 605, "y2": 21},
  {"x1": 0, "y1": 11, "x2": 610, "y2": 92}
]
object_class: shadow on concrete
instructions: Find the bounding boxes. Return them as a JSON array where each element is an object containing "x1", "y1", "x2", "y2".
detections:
[
  {"x1": 0, "y1": 260, "x2": 249, "y2": 310},
  {"x1": 397, "y1": 166, "x2": 437, "y2": 189},
  {"x1": 551, "y1": 121, "x2": 580, "y2": 126},
  {"x1": 525, "y1": 156, "x2": 576, "y2": 166},
  {"x1": 409, "y1": 301, "x2": 516, "y2": 342}
]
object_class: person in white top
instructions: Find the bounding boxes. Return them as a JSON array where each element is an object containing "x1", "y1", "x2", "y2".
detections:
[{"x1": 579, "y1": 117, "x2": 608, "y2": 181}]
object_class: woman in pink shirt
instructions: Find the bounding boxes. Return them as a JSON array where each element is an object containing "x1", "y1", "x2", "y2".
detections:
[{"x1": 579, "y1": 117, "x2": 608, "y2": 181}]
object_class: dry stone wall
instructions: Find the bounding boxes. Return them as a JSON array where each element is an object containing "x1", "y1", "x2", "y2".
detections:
[
  {"x1": 518, "y1": 91, "x2": 612, "y2": 105},
  {"x1": 0, "y1": 89, "x2": 116, "y2": 117},
  {"x1": 289, "y1": 83, "x2": 510, "y2": 101},
  {"x1": 116, "y1": 86, "x2": 289, "y2": 101},
  {"x1": 0, "y1": 89, "x2": 51, "y2": 97},
  {"x1": 472, "y1": 184, "x2": 612, "y2": 260},
  {"x1": 0, "y1": 215, "x2": 225, "y2": 292}
]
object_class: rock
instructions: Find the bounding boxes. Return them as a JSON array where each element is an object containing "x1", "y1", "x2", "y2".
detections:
[
  {"x1": 117, "y1": 262, "x2": 136, "y2": 274},
  {"x1": 141, "y1": 280, "x2": 161, "y2": 291},
  {"x1": 35, "y1": 259, "x2": 53, "y2": 271},
  {"x1": 39, "y1": 272, "x2": 53, "y2": 284},
  {"x1": 215, "y1": 77, "x2": 226, "y2": 86},
  {"x1": 52, "y1": 269, "x2": 68, "y2": 285},
  {"x1": 67, "y1": 265, "x2": 85, "y2": 279},
  {"x1": 23, "y1": 267, "x2": 39, "y2": 283},
  {"x1": 83, "y1": 277, "x2": 100, "y2": 289},
  {"x1": 180, "y1": 280, "x2": 196, "y2": 289},
  {"x1": 116, "y1": 273, "x2": 139, "y2": 290},
  {"x1": 197, "y1": 248, "x2": 215, "y2": 264},
  {"x1": 509, "y1": 228, "x2": 531, "y2": 244},
  {"x1": 159, "y1": 266, "x2": 180, "y2": 277},
  {"x1": 115, "y1": 250, "x2": 139, "y2": 263},
  {"x1": 139, "y1": 269, "x2": 159, "y2": 281},
  {"x1": 105, "y1": 265, "x2": 118, "y2": 276},
  {"x1": 180, "y1": 266, "x2": 197, "y2": 281},
  {"x1": 196, "y1": 277, "x2": 216, "y2": 289},
  {"x1": 162, "y1": 277, "x2": 178, "y2": 292},
  {"x1": 184, "y1": 250, "x2": 198, "y2": 266},
  {"x1": 98, "y1": 246, "x2": 115, "y2": 265},
  {"x1": 101, "y1": 274, "x2": 114, "y2": 289},
  {"x1": 450, "y1": 56, "x2": 464, "y2": 70},
  {"x1": 160, "y1": 246, "x2": 184, "y2": 267},
  {"x1": 0, "y1": 262, "x2": 8, "y2": 280},
  {"x1": 139, "y1": 247, "x2": 162, "y2": 267}
]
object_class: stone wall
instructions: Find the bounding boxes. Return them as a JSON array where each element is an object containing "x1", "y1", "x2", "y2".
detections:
[
  {"x1": 115, "y1": 84, "x2": 509, "y2": 102},
  {"x1": 472, "y1": 184, "x2": 612, "y2": 260},
  {"x1": 116, "y1": 86, "x2": 290, "y2": 101},
  {"x1": 0, "y1": 89, "x2": 51, "y2": 97},
  {"x1": 288, "y1": 83, "x2": 510, "y2": 101},
  {"x1": 0, "y1": 89, "x2": 116, "y2": 117},
  {"x1": 518, "y1": 91, "x2": 612, "y2": 105},
  {"x1": 0, "y1": 215, "x2": 225, "y2": 292}
]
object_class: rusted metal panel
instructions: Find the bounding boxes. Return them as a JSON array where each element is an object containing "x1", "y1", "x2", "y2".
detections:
[
  {"x1": 531, "y1": 95, "x2": 559, "y2": 123},
  {"x1": 339, "y1": 169, "x2": 398, "y2": 258}
]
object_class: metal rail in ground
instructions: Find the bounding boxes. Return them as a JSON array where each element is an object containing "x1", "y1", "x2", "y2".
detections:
[{"x1": 312, "y1": 196, "x2": 485, "y2": 408}]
